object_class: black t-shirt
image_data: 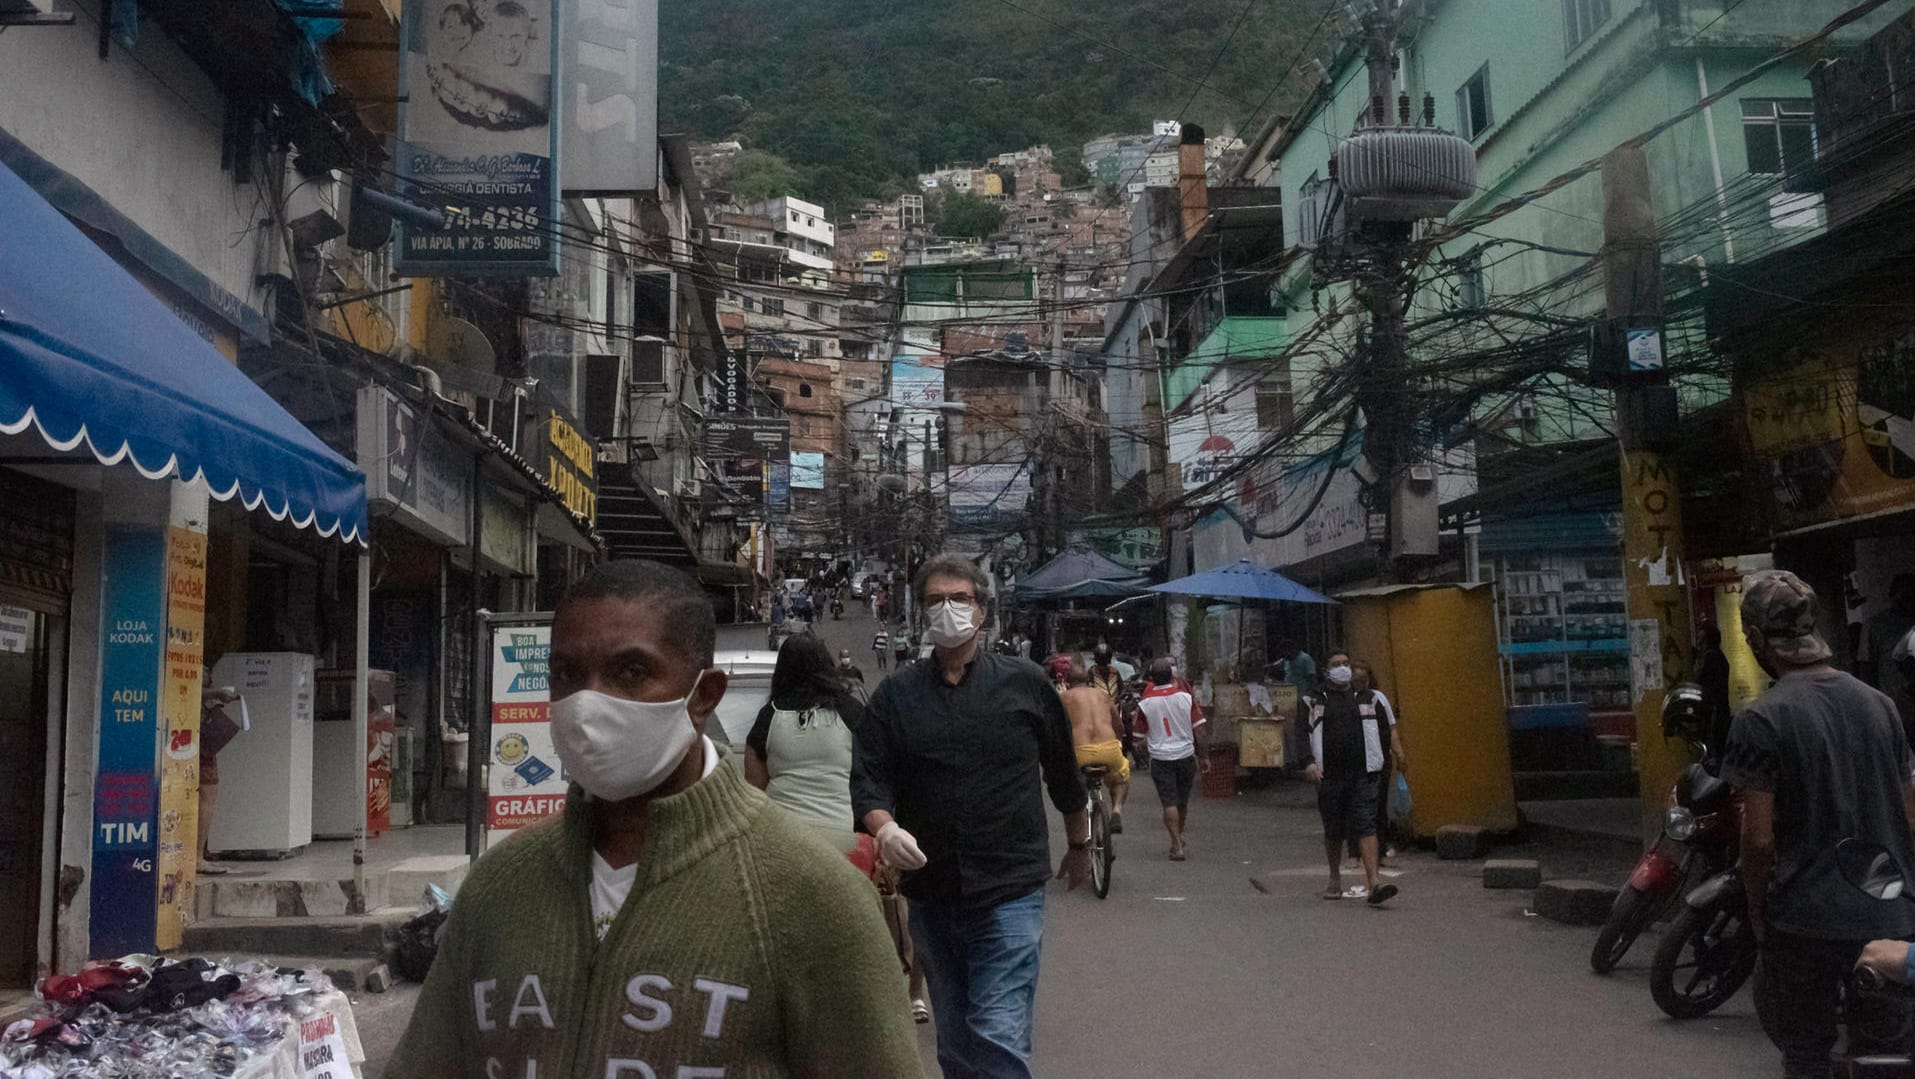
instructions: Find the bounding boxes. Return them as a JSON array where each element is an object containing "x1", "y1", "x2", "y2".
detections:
[
  {"x1": 1314, "y1": 688, "x2": 1393, "y2": 780},
  {"x1": 1721, "y1": 670, "x2": 1915, "y2": 940}
]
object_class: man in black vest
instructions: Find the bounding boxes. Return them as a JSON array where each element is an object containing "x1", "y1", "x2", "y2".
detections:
[{"x1": 1303, "y1": 651, "x2": 1403, "y2": 905}]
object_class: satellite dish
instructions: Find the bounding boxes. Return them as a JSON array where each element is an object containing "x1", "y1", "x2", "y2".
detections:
[{"x1": 426, "y1": 316, "x2": 497, "y2": 374}]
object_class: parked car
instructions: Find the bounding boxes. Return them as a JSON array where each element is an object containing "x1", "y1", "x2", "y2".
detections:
[{"x1": 850, "y1": 571, "x2": 880, "y2": 599}]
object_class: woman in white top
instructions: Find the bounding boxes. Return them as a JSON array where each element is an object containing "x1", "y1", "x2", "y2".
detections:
[
  {"x1": 744, "y1": 634, "x2": 864, "y2": 852},
  {"x1": 744, "y1": 635, "x2": 930, "y2": 1023}
]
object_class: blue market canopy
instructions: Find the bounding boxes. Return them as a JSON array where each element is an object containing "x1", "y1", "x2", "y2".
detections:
[
  {"x1": 0, "y1": 159, "x2": 366, "y2": 543},
  {"x1": 1015, "y1": 546, "x2": 1148, "y2": 602},
  {"x1": 1149, "y1": 559, "x2": 1337, "y2": 605}
]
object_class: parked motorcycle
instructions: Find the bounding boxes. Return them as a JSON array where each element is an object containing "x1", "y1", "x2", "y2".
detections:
[
  {"x1": 1592, "y1": 684, "x2": 1739, "y2": 974},
  {"x1": 1648, "y1": 860, "x2": 1758, "y2": 1018},
  {"x1": 831, "y1": 597, "x2": 845, "y2": 620}
]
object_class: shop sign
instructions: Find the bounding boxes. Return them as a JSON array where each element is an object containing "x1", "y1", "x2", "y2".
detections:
[
  {"x1": 1167, "y1": 404, "x2": 1259, "y2": 495},
  {"x1": 767, "y1": 461, "x2": 791, "y2": 513},
  {"x1": 539, "y1": 409, "x2": 599, "y2": 523},
  {"x1": 892, "y1": 354, "x2": 945, "y2": 408},
  {"x1": 1741, "y1": 333, "x2": 1915, "y2": 530},
  {"x1": 479, "y1": 487, "x2": 532, "y2": 575},
  {"x1": 487, "y1": 623, "x2": 564, "y2": 844},
  {"x1": 559, "y1": 0, "x2": 659, "y2": 194},
  {"x1": 790, "y1": 451, "x2": 826, "y2": 490},
  {"x1": 91, "y1": 525, "x2": 165, "y2": 957},
  {"x1": 395, "y1": 0, "x2": 562, "y2": 275},
  {"x1": 0, "y1": 605, "x2": 29, "y2": 653},
  {"x1": 155, "y1": 524, "x2": 207, "y2": 950},
  {"x1": 949, "y1": 463, "x2": 1032, "y2": 529},
  {"x1": 357, "y1": 387, "x2": 474, "y2": 548},
  {"x1": 703, "y1": 416, "x2": 787, "y2": 514}
]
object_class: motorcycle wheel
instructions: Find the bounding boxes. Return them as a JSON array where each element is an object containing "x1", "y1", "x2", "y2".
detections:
[
  {"x1": 1590, "y1": 884, "x2": 1659, "y2": 974},
  {"x1": 1650, "y1": 903, "x2": 1758, "y2": 1019}
]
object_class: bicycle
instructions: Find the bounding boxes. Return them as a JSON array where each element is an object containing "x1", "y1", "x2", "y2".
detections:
[{"x1": 1081, "y1": 765, "x2": 1116, "y2": 899}]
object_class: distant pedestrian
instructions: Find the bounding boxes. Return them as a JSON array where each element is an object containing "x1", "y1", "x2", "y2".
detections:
[
  {"x1": 1722, "y1": 570, "x2": 1915, "y2": 1077},
  {"x1": 1137, "y1": 659, "x2": 1208, "y2": 860},
  {"x1": 1015, "y1": 632, "x2": 1032, "y2": 662},
  {"x1": 1303, "y1": 651, "x2": 1401, "y2": 905},
  {"x1": 838, "y1": 648, "x2": 866, "y2": 686},
  {"x1": 893, "y1": 625, "x2": 912, "y2": 668},
  {"x1": 1349, "y1": 660, "x2": 1406, "y2": 864},
  {"x1": 1695, "y1": 626, "x2": 1733, "y2": 757},
  {"x1": 853, "y1": 553, "x2": 1089, "y2": 1078},
  {"x1": 873, "y1": 628, "x2": 891, "y2": 670},
  {"x1": 1276, "y1": 638, "x2": 1316, "y2": 771}
]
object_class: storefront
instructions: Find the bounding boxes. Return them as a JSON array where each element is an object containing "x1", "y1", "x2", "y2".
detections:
[{"x1": 0, "y1": 159, "x2": 367, "y2": 979}]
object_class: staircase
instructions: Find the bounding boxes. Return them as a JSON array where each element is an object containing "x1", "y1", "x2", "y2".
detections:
[{"x1": 597, "y1": 466, "x2": 698, "y2": 569}]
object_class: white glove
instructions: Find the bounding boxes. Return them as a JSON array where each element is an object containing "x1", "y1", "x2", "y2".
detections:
[{"x1": 875, "y1": 821, "x2": 927, "y2": 870}]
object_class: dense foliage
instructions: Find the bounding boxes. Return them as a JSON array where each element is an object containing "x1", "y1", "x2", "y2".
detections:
[
  {"x1": 660, "y1": 0, "x2": 1322, "y2": 212},
  {"x1": 931, "y1": 192, "x2": 1007, "y2": 239}
]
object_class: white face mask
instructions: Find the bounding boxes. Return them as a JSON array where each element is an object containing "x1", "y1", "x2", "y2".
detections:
[
  {"x1": 1326, "y1": 665, "x2": 1353, "y2": 687},
  {"x1": 549, "y1": 674, "x2": 704, "y2": 801},
  {"x1": 926, "y1": 600, "x2": 979, "y2": 649}
]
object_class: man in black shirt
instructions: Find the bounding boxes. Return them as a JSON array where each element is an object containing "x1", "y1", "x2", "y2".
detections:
[
  {"x1": 1694, "y1": 626, "x2": 1733, "y2": 758},
  {"x1": 852, "y1": 553, "x2": 1089, "y2": 1079},
  {"x1": 1303, "y1": 651, "x2": 1402, "y2": 905},
  {"x1": 1721, "y1": 570, "x2": 1915, "y2": 1078}
]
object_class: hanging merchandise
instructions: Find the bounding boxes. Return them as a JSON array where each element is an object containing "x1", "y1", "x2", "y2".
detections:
[{"x1": 1, "y1": 955, "x2": 361, "y2": 1078}]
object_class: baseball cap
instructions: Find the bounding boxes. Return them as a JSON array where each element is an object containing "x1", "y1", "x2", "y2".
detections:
[{"x1": 1740, "y1": 569, "x2": 1833, "y2": 665}]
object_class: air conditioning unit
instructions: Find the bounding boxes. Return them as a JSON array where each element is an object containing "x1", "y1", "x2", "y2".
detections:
[{"x1": 674, "y1": 478, "x2": 702, "y2": 499}]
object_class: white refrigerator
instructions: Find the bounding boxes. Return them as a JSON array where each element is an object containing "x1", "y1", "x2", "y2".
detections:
[{"x1": 206, "y1": 653, "x2": 314, "y2": 856}]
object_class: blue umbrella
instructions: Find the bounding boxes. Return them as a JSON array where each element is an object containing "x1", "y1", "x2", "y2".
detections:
[{"x1": 1148, "y1": 560, "x2": 1337, "y2": 605}]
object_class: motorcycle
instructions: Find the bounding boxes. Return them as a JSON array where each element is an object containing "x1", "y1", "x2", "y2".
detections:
[
  {"x1": 1830, "y1": 838, "x2": 1915, "y2": 1076},
  {"x1": 1592, "y1": 683, "x2": 1739, "y2": 975},
  {"x1": 830, "y1": 597, "x2": 845, "y2": 620},
  {"x1": 1648, "y1": 860, "x2": 1758, "y2": 1018}
]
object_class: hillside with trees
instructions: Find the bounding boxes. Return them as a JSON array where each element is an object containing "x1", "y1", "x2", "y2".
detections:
[{"x1": 660, "y1": 0, "x2": 1326, "y2": 210}]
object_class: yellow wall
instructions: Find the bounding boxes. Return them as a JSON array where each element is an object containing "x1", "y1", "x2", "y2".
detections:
[{"x1": 1344, "y1": 586, "x2": 1519, "y2": 836}]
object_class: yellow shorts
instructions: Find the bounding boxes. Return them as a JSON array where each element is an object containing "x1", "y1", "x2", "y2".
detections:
[{"x1": 1074, "y1": 740, "x2": 1130, "y2": 784}]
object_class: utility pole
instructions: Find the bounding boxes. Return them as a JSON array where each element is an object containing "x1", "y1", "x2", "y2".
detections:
[
  {"x1": 1599, "y1": 144, "x2": 1693, "y2": 843},
  {"x1": 1352, "y1": 8, "x2": 1414, "y2": 581}
]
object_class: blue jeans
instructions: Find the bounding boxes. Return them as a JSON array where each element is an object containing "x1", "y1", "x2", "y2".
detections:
[{"x1": 910, "y1": 887, "x2": 1045, "y2": 1079}]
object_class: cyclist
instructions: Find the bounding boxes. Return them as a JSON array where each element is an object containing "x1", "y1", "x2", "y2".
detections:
[{"x1": 1061, "y1": 660, "x2": 1129, "y2": 834}]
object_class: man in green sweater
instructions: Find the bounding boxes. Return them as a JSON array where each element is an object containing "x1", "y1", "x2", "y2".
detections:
[{"x1": 385, "y1": 560, "x2": 923, "y2": 1078}]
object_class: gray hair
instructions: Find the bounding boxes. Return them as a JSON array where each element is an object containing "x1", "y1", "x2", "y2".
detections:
[{"x1": 914, "y1": 553, "x2": 992, "y2": 610}]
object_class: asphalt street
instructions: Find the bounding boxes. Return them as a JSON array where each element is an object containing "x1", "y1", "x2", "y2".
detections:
[
  {"x1": 812, "y1": 602, "x2": 1777, "y2": 1079},
  {"x1": 360, "y1": 601, "x2": 1778, "y2": 1077}
]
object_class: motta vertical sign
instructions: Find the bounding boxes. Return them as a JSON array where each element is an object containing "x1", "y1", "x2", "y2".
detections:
[
  {"x1": 91, "y1": 525, "x2": 166, "y2": 957},
  {"x1": 560, "y1": 0, "x2": 659, "y2": 194},
  {"x1": 396, "y1": 0, "x2": 563, "y2": 275}
]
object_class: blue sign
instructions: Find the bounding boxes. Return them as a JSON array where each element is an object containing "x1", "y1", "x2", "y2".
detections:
[
  {"x1": 91, "y1": 524, "x2": 165, "y2": 956},
  {"x1": 514, "y1": 756, "x2": 555, "y2": 786},
  {"x1": 767, "y1": 462, "x2": 791, "y2": 513}
]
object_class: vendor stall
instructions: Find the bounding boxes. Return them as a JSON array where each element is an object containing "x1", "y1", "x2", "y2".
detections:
[{"x1": 2, "y1": 956, "x2": 364, "y2": 1078}]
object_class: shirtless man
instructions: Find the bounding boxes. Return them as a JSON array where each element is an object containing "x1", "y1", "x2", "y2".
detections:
[{"x1": 1062, "y1": 660, "x2": 1130, "y2": 833}]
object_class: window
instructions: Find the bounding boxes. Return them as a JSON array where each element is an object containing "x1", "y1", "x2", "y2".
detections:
[
  {"x1": 1255, "y1": 380, "x2": 1294, "y2": 433},
  {"x1": 633, "y1": 272, "x2": 672, "y2": 339},
  {"x1": 805, "y1": 338, "x2": 823, "y2": 357},
  {"x1": 799, "y1": 382, "x2": 814, "y2": 398},
  {"x1": 763, "y1": 297, "x2": 785, "y2": 317},
  {"x1": 1742, "y1": 98, "x2": 1816, "y2": 175},
  {"x1": 1563, "y1": 0, "x2": 1611, "y2": 52},
  {"x1": 806, "y1": 301, "x2": 822, "y2": 320},
  {"x1": 1457, "y1": 65, "x2": 1494, "y2": 140},
  {"x1": 742, "y1": 295, "x2": 755, "y2": 312}
]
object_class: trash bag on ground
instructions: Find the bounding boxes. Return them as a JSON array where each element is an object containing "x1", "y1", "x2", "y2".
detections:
[{"x1": 393, "y1": 883, "x2": 453, "y2": 984}]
